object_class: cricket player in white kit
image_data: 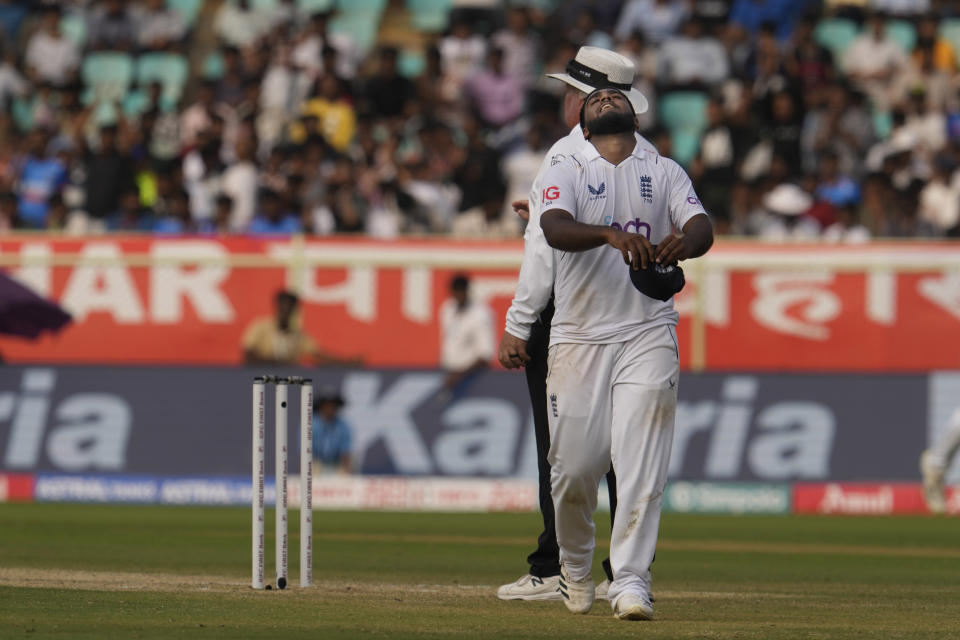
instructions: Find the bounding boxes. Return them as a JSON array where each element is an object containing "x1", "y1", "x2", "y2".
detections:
[
  {"x1": 497, "y1": 47, "x2": 658, "y2": 602},
  {"x1": 540, "y1": 88, "x2": 714, "y2": 620}
]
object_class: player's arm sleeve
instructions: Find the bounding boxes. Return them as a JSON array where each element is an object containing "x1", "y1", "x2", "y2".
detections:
[
  {"x1": 503, "y1": 157, "x2": 564, "y2": 340},
  {"x1": 665, "y1": 158, "x2": 708, "y2": 230}
]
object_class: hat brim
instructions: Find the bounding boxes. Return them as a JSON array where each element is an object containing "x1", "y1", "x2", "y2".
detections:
[{"x1": 546, "y1": 73, "x2": 649, "y2": 115}]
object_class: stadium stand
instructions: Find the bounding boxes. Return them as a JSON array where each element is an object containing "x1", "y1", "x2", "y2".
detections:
[{"x1": 0, "y1": 0, "x2": 958, "y2": 239}]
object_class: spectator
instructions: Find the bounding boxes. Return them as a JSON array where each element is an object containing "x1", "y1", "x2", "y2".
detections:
[
  {"x1": 222, "y1": 137, "x2": 258, "y2": 230},
  {"x1": 247, "y1": 188, "x2": 301, "y2": 234},
  {"x1": 438, "y1": 18, "x2": 486, "y2": 101},
  {"x1": 0, "y1": 190, "x2": 19, "y2": 231},
  {"x1": 917, "y1": 155, "x2": 960, "y2": 236},
  {"x1": 296, "y1": 74, "x2": 356, "y2": 152},
  {"x1": 152, "y1": 187, "x2": 194, "y2": 233},
  {"x1": 465, "y1": 47, "x2": 525, "y2": 129},
  {"x1": 359, "y1": 47, "x2": 416, "y2": 120},
  {"x1": 658, "y1": 15, "x2": 729, "y2": 90},
  {"x1": 438, "y1": 273, "x2": 495, "y2": 397},
  {"x1": 132, "y1": 0, "x2": 187, "y2": 51},
  {"x1": 842, "y1": 12, "x2": 909, "y2": 111},
  {"x1": 24, "y1": 6, "x2": 80, "y2": 86},
  {"x1": 87, "y1": 0, "x2": 136, "y2": 51},
  {"x1": 757, "y1": 182, "x2": 821, "y2": 239},
  {"x1": 83, "y1": 124, "x2": 135, "y2": 222},
  {"x1": 312, "y1": 387, "x2": 353, "y2": 476},
  {"x1": 783, "y1": 13, "x2": 836, "y2": 94},
  {"x1": 728, "y1": 0, "x2": 808, "y2": 42},
  {"x1": 0, "y1": 46, "x2": 28, "y2": 111},
  {"x1": 214, "y1": 0, "x2": 273, "y2": 49},
  {"x1": 106, "y1": 186, "x2": 155, "y2": 231},
  {"x1": 615, "y1": 0, "x2": 688, "y2": 44},
  {"x1": 491, "y1": 7, "x2": 540, "y2": 87},
  {"x1": 815, "y1": 149, "x2": 861, "y2": 208},
  {"x1": 242, "y1": 289, "x2": 359, "y2": 365},
  {"x1": 801, "y1": 81, "x2": 874, "y2": 177},
  {"x1": 16, "y1": 129, "x2": 67, "y2": 229},
  {"x1": 871, "y1": 0, "x2": 930, "y2": 17}
]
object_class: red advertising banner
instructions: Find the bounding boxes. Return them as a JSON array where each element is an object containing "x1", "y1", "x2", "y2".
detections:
[
  {"x1": 0, "y1": 473, "x2": 35, "y2": 502},
  {"x1": 0, "y1": 237, "x2": 958, "y2": 370},
  {"x1": 793, "y1": 483, "x2": 959, "y2": 515}
]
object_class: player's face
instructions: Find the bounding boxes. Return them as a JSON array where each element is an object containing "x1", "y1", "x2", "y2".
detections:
[
  {"x1": 584, "y1": 89, "x2": 631, "y2": 121},
  {"x1": 583, "y1": 89, "x2": 635, "y2": 137}
]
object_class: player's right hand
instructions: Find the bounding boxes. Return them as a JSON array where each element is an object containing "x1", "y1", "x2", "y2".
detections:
[
  {"x1": 512, "y1": 199, "x2": 530, "y2": 222},
  {"x1": 605, "y1": 229, "x2": 655, "y2": 271},
  {"x1": 498, "y1": 332, "x2": 531, "y2": 369}
]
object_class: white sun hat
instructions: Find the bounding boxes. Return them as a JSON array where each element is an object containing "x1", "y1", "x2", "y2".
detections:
[
  {"x1": 763, "y1": 183, "x2": 813, "y2": 217},
  {"x1": 546, "y1": 46, "x2": 650, "y2": 115}
]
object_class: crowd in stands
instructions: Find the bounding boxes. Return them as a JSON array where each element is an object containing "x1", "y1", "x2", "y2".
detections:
[{"x1": 1, "y1": 0, "x2": 960, "y2": 240}]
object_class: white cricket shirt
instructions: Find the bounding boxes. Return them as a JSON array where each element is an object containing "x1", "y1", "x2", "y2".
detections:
[
  {"x1": 503, "y1": 126, "x2": 656, "y2": 340},
  {"x1": 541, "y1": 138, "x2": 706, "y2": 345},
  {"x1": 439, "y1": 299, "x2": 495, "y2": 371}
]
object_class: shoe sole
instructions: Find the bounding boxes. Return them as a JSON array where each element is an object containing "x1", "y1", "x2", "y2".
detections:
[
  {"x1": 497, "y1": 592, "x2": 563, "y2": 601},
  {"x1": 615, "y1": 606, "x2": 654, "y2": 621}
]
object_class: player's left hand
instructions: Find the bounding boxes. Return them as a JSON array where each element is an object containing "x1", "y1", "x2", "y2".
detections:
[{"x1": 655, "y1": 233, "x2": 690, "y2": 266}]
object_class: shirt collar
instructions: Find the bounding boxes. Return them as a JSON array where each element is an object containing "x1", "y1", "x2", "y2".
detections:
[{"x1": 580, "y1": 135, "x2": 647, "y2": 164}]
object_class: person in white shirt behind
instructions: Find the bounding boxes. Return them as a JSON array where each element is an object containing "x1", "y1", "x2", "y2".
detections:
[{"x1": 439, "y1": 273, "x2": 495, "y2": 397}]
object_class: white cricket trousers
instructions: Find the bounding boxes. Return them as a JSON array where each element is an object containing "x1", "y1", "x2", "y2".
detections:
[{"x1": 546, "y1": 325, "x2": 678, "y2": 608}]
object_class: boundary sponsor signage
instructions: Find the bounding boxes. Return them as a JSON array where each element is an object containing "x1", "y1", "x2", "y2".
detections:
[
  {"x1": 792, "y1": 483, "x2": 958, "y2": 515},
  {"x1": 0, "y1": 238, "x2": 958, "y2": 370},
  {"x1": 0, "y1": 366, "x2": 930, "y2": 483}
]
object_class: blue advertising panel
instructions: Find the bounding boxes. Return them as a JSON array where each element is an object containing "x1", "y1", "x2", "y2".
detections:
[{"x1": 0, "y1": 366, "x2": 929, "y2": 482}]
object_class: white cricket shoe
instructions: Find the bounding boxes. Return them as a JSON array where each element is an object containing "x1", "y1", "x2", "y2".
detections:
[
  {"x1": 559, "y1": 565, "x2": 594, "y2": 614},
  {"x1": 595, "y1": 579, "x2": 610, "y2": 601},
  {"x1": 496, "y1": 574, "x2": 562, "y2": 601},
  {"x1": 921, "y1": 450, "x2": 947, "y2": 514},
  {"x1": 613, "y1": 593, "x2": 654, "y2": 621}
]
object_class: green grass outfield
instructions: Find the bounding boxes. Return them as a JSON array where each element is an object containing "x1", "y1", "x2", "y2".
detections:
[{"x1": 1, "y1": 504, "x2": 958, "y2": 639}]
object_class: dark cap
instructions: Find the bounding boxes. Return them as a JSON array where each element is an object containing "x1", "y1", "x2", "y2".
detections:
[
  {"x1": 314, "y1": 386, "x2": 344, "y2": 409},
  {"x1": 628, "y1": 247, "x2": 685, "y2": 301}
]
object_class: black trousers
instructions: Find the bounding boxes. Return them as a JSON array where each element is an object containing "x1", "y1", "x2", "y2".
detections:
[{"x1": 524, "y1": 298, "x2": 618, "y2": 581}]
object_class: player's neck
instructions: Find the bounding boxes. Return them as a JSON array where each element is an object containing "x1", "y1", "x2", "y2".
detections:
[{"x1": 590, "y1": 132, "x2": 636, "y2": 166}]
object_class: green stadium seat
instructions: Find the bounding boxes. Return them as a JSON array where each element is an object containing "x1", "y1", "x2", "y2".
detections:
[
  {"x1": 203, "y1": 50, "x2": 225, "y2": 79},
  {"x1": 329, "y1": 11, "x2": 380, "y2": 54},
  {"x1": 166, "y1": 0, "x2": 203, "y2": 27},
  {"x1": 11, "y1": 96, "x2": 33, "y2": 131},
  {"x1": 659, "y1": 91, "x2": 708, "y2": 132},
  {"x1": 296, "y1": 0, "x2": 336, "y2": 14},
  {"x1": 659, "y1": 91, "x2": 708, "y2": 167},
  {"x1": 249, "y1": 0, "x2": 278, "y2": 9},
  {"x1": 336, "y1": 0, "x2": 386, "y2": 12},
  {"x1": 81, "y1": 52, "x2": 135, "y2": 104},
  {"x1": 885, "y1": 19, "x2": 916, "y2": 53},
  {"x1": 938, "y1": 18, "x2": 960, "y2": 65},
  {"x1": 670, "y1": 128, "x2": 701, "y2": 167},
  {"x1": 406, "y1": 0, "x2": 452, "y2": 33},
  {"x1": 137, "y1": 53, "x2": 189, "y2": 105},
  {"x1": 872, "y1": 109, "x2": 893, "y2": 139},
  {"x1": 123, "y1": 89, "x2": 148, "y2": 117},
  {"x1": 398, "y1": 49, "x2": 425, "y2": 78},
  {"x1": 814, "y1": 17, "x2": 860, "y2": 61},
  {"x1": 60, "y1": 13, "x2": 86, "y2": 47}
]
